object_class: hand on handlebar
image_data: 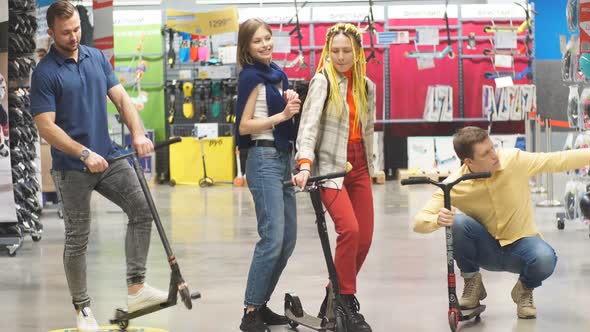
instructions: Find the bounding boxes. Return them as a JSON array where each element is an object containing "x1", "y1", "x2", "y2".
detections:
[
  {"x1": 133, "y1": 135, "x2": 154, "y2": 158},
  {"x1": 84, "y1": 152, "x2": 109, "y2": 173},
  {"x1": 437, "y1": 207, "x2": 456, "y2": 227},
  {"x1": 293, "y1": 169, "x2": 311, "y2": 189}
]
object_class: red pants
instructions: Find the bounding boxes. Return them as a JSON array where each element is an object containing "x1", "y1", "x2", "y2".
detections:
[{"x1": 320, "y1": 142, "x2": 374, "y2": 294}]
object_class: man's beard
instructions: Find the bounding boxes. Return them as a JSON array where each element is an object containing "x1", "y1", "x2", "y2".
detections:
[{"x1": 55, "y1": 40, "x2": 78, "y2": 53}]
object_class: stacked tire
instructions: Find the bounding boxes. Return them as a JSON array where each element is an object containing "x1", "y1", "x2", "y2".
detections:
[{"x1": 7, "y1": 0, "x2": 42, "y2": 242}]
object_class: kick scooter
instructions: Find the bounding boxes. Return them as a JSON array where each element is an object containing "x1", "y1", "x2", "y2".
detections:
[
  {"x1": 108, "y1": 137, "x2": 201, "y2": 330},
  {"x1": 401, "y1": 172, "x2": 490, "y2": 332},
  {"x1": 283, "y1": 163, "x2": 353, "y2": 331}
]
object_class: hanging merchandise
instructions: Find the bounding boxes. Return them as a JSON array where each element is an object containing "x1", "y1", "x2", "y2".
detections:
[
  {"x1": 580, "y1": 52, "x2": 590, "y2": 79},
  {"x1": 182, "y1": 81, "x2": 195, "y2": 119},
  {"x1": 406, "y1": 0, "x2": 454, "y2": 60},
  {"x1": 363, "y1": 0, "x2": 379, "y2": 64},
  {"x1": 567, "y1": 0, "x2": 580, "y2": 32},
  {"x1": 438, "y1": 85, "x2": 453, "y2": 121},
  {"x1": 423, "y1": 86, "x2": 452, "y2": 122},
  {"x1": 510, "y1": 86, "x2": 523, "y2": 121},
  {"x1": 198, "y1": 36, "x2": 210, "y2": 63},
  {"x1": 574, "y1": 132, "x2": 590, "y2": 175},
  {"x1": 76, "y1": 5, "x2": 94, "y2": 47},
  {"x1": 568, "y1": 85, "x2": 581, "y2": 128},
  {"x1": 562, "y1": 35, "x2": 579, "y2": 82},
  {"x1": 287, "y1": 0, "x2": 307, "y2": 70},
  {"x1": 423, "y1": 86, "x2": 437, "y2": 121},
  {"x1": 482, "y1": 85, "x2": 497, "y2": 121},
  {"x1": 579, "y1": 87, "x2": 590, "y2": 129},
  {"x1": 197, "y1": 80, "x2": 210, "y2": 123},
  {"x1": 166, "y1": 80, "x2": 179, "y2": 124},
  {"x1": 519, "y1": 85, "x2": 535, "y2": 118},
  {"x1": 223, "y1": 79, "x2": 237, "y2": 123},
  {"x1": 495, "y1": 87, "x2": 511, "y2": 121},
  {"x1": 210, "y1": 81, "x2": 222, "y2": 119},
  {"x1": 166, "y1": 28, "x2": 176, "y2": 69},
  {"x1": 190, "y1": 34, "x2": 200, "y2": 62},
  {"x1": 179, "y1": 32, "x2": 191, "y2": 63}
]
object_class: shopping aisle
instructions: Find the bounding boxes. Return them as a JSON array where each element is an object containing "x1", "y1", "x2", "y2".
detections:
[{"x1": 1, "y1": 178, "x2": 589, "y2": 331}]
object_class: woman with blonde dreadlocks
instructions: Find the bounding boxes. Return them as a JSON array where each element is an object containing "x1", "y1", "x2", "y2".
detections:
[{"x1": 293, "y1": 23, "x2": 376, "y2": 332}]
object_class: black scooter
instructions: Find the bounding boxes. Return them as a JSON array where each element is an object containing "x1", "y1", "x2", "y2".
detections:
[
  {"x1": 401, "y1": 172, "x2": 490, "y2": 332},
  {"x1": 283, "y1": 163, "x2": 353, "y2": 331},
  {"x1": 107, "y1": 137, "x2": 201, "y2": 330}
]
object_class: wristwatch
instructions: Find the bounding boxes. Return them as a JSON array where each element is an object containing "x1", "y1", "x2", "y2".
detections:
[{"x1": 79, "y1": 149, "x2": 91, "y2": 162}]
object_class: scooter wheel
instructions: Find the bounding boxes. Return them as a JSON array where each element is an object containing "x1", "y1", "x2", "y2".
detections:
[
  {"x1": 288, "y1": 320, "x2": 299, "y2": 328},
  {"x1": 180, "y1": 287, "x2": 193, "y2": 310},
  {"x1": 284, "y1": 293, "x2": 303, "y2": 318},
  {"x1": 32, "y1": 234, "x2": 41, "y2": 242},
  {"x1": 169, "y1": 179, "x2": 176, "y2": 187},
  {"x1": 557, "y1": 218, "x2": 565, "y2": 230},
  {"x1": 114, "y1": 309, "x2": 129, "y2": 330},
  {"x1": 448, "y1": 311, "x2": 458, "y2": 332},
  {"x1": 118, "y1": 319, "x2": 129, "y2": 330}
]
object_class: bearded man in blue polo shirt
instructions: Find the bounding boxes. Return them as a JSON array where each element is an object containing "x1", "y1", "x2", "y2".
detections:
[{"x1": 30, "y1": 1, "x2": 167, "y2": 331}]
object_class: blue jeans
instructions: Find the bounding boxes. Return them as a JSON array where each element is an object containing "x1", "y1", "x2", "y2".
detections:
[
  {"x1": 452, "y1": 214, "x2": 557, "y2": 289},
  {"x1": 244, "y1": 146, "x2": 297, "y2": 307}
]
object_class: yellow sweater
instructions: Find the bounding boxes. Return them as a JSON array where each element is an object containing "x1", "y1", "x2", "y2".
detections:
[{"x1": 413, "y1": 148, "x2": 590, "y2": 246}]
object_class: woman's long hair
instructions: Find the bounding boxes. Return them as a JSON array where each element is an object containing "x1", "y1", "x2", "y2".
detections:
[{"x1": 316, "y1": 23, "x2": 368, "y2": 127}]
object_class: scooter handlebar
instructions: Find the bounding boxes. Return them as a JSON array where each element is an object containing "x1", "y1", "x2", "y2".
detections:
[
  {"x1": 283, "y1": 162, "x2": 353, "y2": 187},
  {"x1": 458, "y1": 172, "x2": 491, "y2": 181},
  {"x1": 401, "y1": 172, "x2": 491, "y2": 187},
  {"x1": 108, "y1": 137, "x2": 183, "y2": 163},
  {"x1": 400, "y1": 177, "x2": 433, "y2": 186}
]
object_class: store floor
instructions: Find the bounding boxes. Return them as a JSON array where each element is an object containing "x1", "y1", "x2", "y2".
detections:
[{"x1": 2, "y1": 176, "x2": 590, "y2": 332}]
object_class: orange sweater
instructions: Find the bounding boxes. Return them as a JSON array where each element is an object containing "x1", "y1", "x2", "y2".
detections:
[{"x1": 345, "y1": 69, "x2": 362, "y2": 143}]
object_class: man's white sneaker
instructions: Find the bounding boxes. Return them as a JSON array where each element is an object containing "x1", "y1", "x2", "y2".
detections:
[
  {"x1": 76, "y1": 307, "x2": 99, "y2": 332},
  {"x1": 127, "y1": 283, "x2": 169, "y2": 313}
]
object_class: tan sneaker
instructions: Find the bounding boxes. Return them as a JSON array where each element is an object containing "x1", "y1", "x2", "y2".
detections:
[
  {"x1": 511, "y1": 280, "x2": 536, "y2": 319},
  {"x1": 459, "y1": 272, "x2": 487, "y2": 309}
]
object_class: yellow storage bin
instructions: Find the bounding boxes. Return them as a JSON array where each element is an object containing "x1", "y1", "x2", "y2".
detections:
[{"x1": 169, "y1": 136, "x2": 235, "y2": 185}]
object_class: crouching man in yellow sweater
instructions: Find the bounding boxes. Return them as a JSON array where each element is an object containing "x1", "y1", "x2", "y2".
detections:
[{"x1": 413, "y1": 126, "x2": 589, "y2": 319}]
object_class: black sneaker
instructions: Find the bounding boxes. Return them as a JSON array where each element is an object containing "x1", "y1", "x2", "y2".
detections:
[
  {"x1": 259, "y1": 303, "x2": 288, "y2": 325},
  {"x1": 240, "y1": 308, "x2": 270, "y2": 332},
  {"x1": 343, "y1": 295, "x2": 372, "y2": 332}
]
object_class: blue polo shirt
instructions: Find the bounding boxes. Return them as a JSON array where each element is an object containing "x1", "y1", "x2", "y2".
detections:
[{"x1": 30, "y1": 45, "x2": 119, "y2": 171}]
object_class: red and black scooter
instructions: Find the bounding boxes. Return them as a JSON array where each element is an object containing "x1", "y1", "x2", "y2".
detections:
[{"x1": 401, "y1": 172, "x2": 490, "y2": 332}]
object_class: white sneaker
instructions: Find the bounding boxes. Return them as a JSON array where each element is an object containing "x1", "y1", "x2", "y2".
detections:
[
  {"x1": 127, "y1": 283, "x2": 169, "y2": 313},
  {"x1": 76, "y1": 307, "x2": 99, "y2": 332}
]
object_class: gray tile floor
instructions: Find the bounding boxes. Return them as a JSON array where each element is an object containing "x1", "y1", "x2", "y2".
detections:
[{"x1": 2, "y1": 177, "x2": 590, "y2": 332}]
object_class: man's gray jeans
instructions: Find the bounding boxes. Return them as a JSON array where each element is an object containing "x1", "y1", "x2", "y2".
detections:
[{"x1": 52, "y1": 159, "x2": 152, "y2": 309}]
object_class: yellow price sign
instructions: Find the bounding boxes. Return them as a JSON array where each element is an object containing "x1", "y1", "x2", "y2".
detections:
[{"x1": 167, "y1": 7, "x2": 238, "y2": 36}]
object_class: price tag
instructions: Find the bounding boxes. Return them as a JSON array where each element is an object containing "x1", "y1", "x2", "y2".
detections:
[
  {"x1": 494, "y1": 31, "x2": 517, "y2": 49},
  {"x1": 178, "y1": 70, "x2": 192, "y2": 80},
  {"x1": 272, "y1": 31, "x2": 291, "y2": 53},
  {"x1": 416, "y1": 28, "x2": 439, "y2": 46},
  {"x1": 167, "y1": 7, "x2": 238, "y2": 35},
  {"x1": 195, "y1": 123, "x2": 218, "y2": 139},
  {"x1": 495, "y1": 76, "x2": 514, "y2": 88},
  {"x1": 417, "y1": 57, "x2": 435, "y2": 70},
  {"x1": 494, "y1": 54, "x2": 513, "y2": 68}
]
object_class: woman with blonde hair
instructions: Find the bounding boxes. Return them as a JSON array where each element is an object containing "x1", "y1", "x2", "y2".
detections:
[
  {"x1": 236, "y1": 18, "x2": 301, "y2": 332},
  {"x1": 294, "y1": 23, "x2": 376, "y2": 332}
]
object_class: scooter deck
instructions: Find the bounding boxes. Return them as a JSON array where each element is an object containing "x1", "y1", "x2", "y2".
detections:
[
  {"x1": 459, "y1": 305, "x2": 486, "y2": 321},
  {"x1": 285, "y1": 308, "x2": 333, "y2": 331}
]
